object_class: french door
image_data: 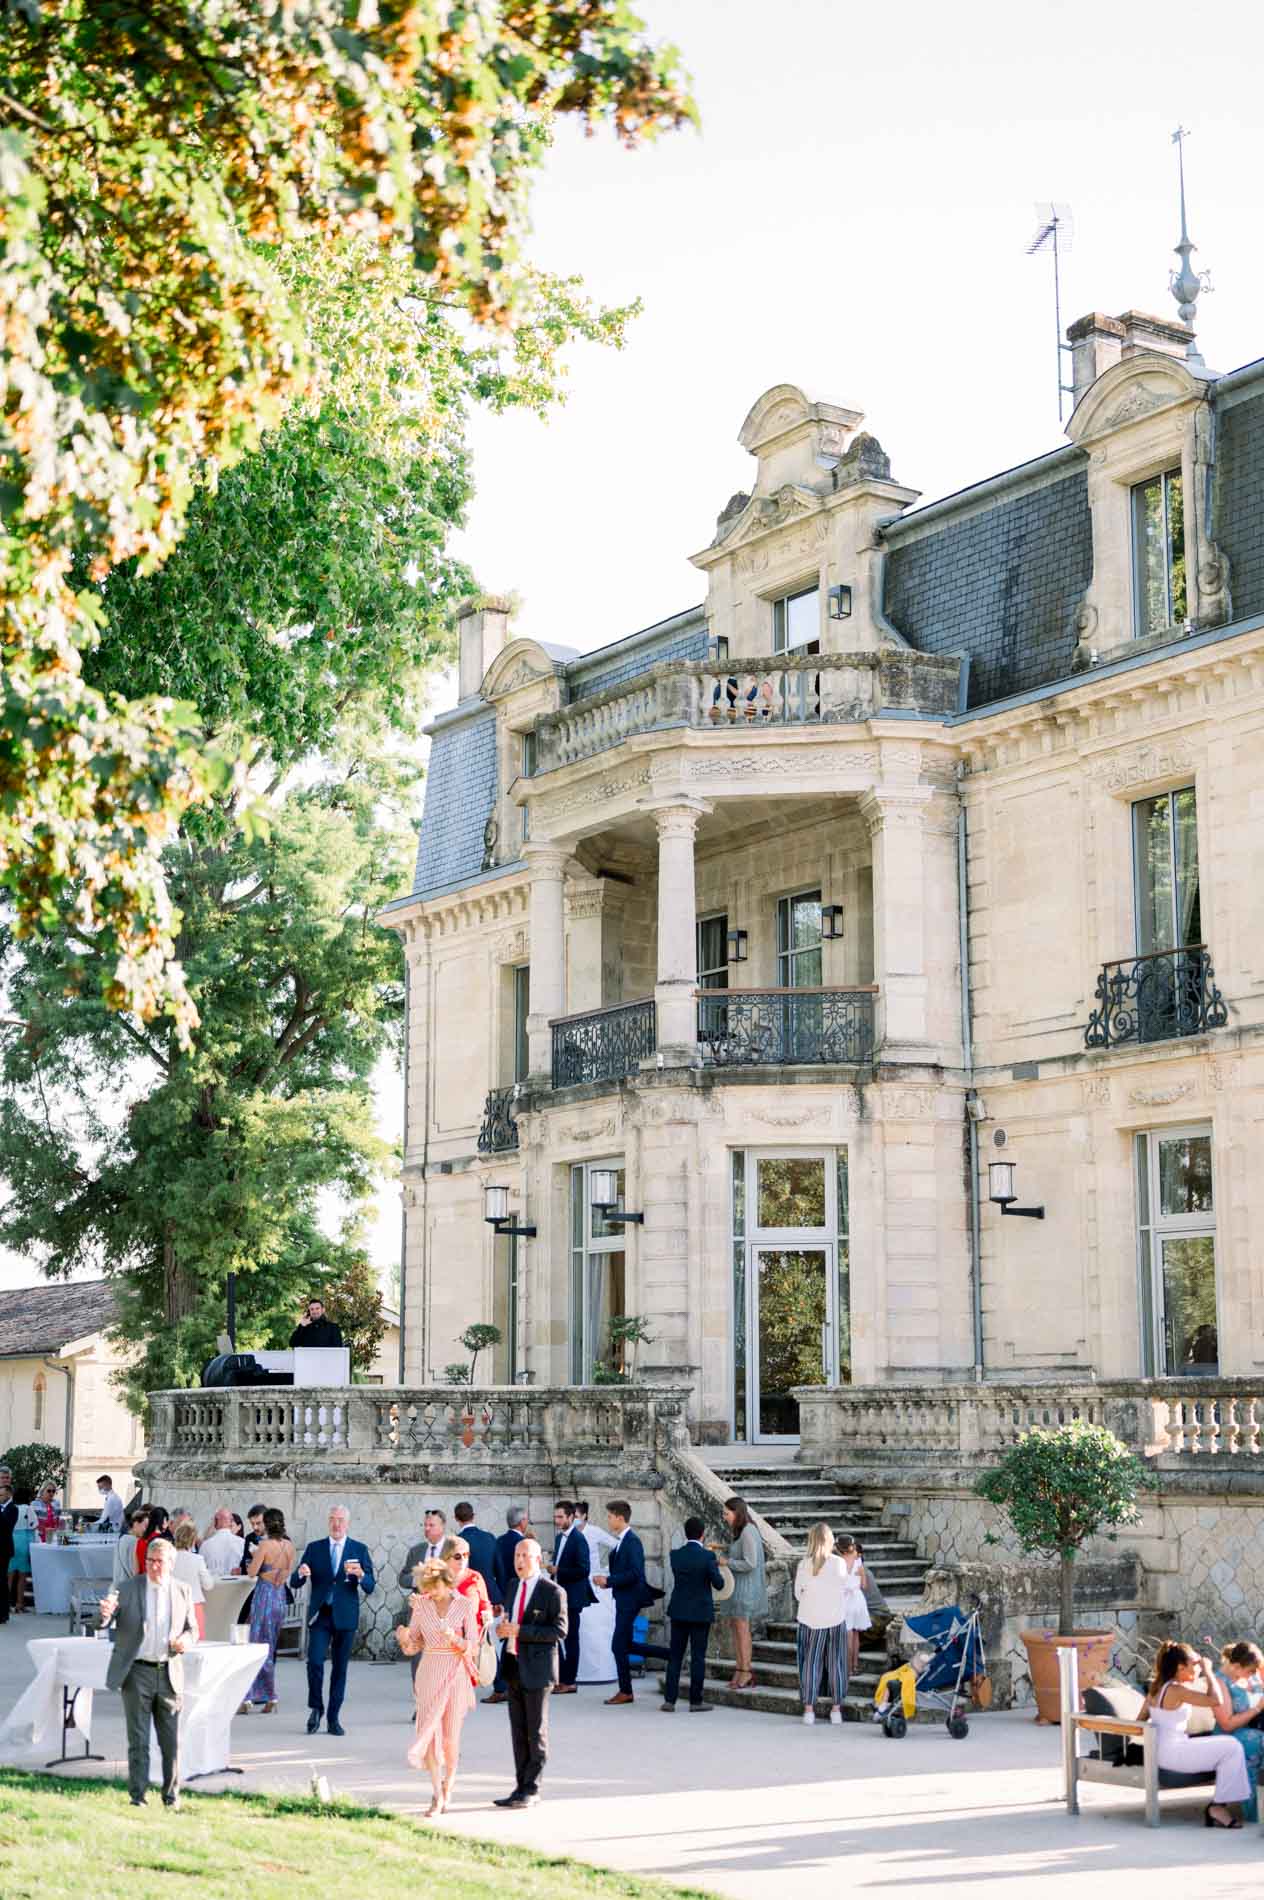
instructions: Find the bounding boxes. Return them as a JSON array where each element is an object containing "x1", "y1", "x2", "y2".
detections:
[{"x1": 737, "y1": 1150, "x2": 846, "y2": 1443}]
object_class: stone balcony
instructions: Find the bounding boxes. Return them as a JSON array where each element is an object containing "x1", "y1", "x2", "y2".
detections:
[
  {"x1": 533, "y1": 649, "x2": 964, "y2": 775},
  {"x1": 795, "y1": 1377, "x2": 1264, "y2": 1486}
]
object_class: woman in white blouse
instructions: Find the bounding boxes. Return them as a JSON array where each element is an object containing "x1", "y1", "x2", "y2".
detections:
[
  {"x1": 171, "y1": 1520, "x2": 217, "y2": 1638},
  {"x1": 793, "y1": 1522, "x2": 849, "y2": 1725}
]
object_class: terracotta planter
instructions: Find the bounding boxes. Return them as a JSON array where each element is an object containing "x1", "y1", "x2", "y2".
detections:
[{"x1": 1021, "y1": 1628, "x2": 1115, "y2": 1724}]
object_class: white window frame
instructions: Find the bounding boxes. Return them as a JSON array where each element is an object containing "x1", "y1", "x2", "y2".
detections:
[
  {"x1": 777, "y1": 889, "x2": 823, "y2": 988},
  {"x1": 1134, "y1": 1122, "x2": 1218, "y2": 1377},
  {"x1": 1130, "y1": 465, "x2": 1185, "y2": 638},
  {"x1": 570, "y1": 1157, "x2": 628, "y2": 1384},
  {"x1": 772, "y1": 583, "x2": 820, "y2": 655}
]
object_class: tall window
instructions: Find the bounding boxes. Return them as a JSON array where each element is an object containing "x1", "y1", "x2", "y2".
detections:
[
  {"x1": 512, "y1": 964, "x2": 530, "y2": 1083},
  {"x1": 777, "y1": 891, "x2": 822, "y2": 987},
  {"x1": 570, "y1": 1160, "x2": 628, "y2": 1383},
  {"x1": 519, "y1": 731, "x2": 536, "y2": 844},
  {"x1": 773, "y1": 585, "x2": 820, "y2": 655},
  {"x1": 1132, "y1": 468, "x2": 1186, "y2": 637},
  {"x1": 696, "y1": 913, "x2": 729, "y2": 1048},
  {"x1": 493, "y1": 1236, "x2": 519, "y2": 1383},
  {"x1": 1135, "y1": 1127, "x2": 1217, "y2": 1375},
  {"x1": 33, "y1": 1373, "x2": 45, "y2": 1434},
  {"x1": 1133, "y1": 788, "x2": 1200, "y2": 954}
]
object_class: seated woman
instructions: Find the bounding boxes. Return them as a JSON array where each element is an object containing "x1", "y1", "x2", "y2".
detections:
[
  {"x1": 1215, "y1": 1641, "x2": 1264, "y2": 1823},
  {"x1": 1141, "y1": 1640, "x2": 1251, "y2": 1828}
]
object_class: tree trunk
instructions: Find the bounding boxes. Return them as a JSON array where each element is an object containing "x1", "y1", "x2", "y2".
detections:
[
  {"x1": 1059, "y1": 1548, "x2": 1076, "y2": 1636},
  {"x1": 162, "y1": 1227, "x2": 199, "y2": 1325}
]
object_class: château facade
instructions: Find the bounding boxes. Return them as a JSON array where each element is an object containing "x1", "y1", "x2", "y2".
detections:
[{"x1": 382, "y1": 305, "x2": 1264, "y2": 1449}]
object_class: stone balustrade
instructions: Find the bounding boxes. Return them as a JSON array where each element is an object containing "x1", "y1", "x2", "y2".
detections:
[
  {"x1": 533, "y1": 650, "x2": 964, "y2": 774},
  {"x1": 796, "y1": 1378, "x2": 1264, "y2": 1474},
  {"x1": 146, "y1": 1382, "x2": 690, "y2": 1472}
]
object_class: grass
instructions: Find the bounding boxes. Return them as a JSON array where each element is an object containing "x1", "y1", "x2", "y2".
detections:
[{"x1": 0, "y1": 1771, "x2": 717, "y2": 1900}]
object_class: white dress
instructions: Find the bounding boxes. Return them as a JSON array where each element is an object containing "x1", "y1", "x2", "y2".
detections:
[
  {"x1": 1149, "y1": 1685, "x2": 1251, "y2": 1802},
  {"x1": 577, "y1": 1520, "x2": 618, "y2": 1684},
  {"x1": 841, "y1": 1557, "x2": 872, "y2": 1632}
]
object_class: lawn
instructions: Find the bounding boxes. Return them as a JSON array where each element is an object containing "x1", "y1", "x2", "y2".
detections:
[{"x1": 0, "y1": 1771, "x2": 716, "y2": 1900}]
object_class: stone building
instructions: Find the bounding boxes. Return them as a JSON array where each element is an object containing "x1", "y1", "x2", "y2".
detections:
[
  {"x1": 382, "y1": 306, "x2": 1264, "y2": 1440},
  {"x1": 0, "y1": 1281, "x2": 145, "y2": 1507}
]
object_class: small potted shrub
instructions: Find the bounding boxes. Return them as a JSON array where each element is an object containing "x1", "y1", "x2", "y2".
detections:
[{"x1": 975, "y1": 1419, "x2": 1154, "y2": 1723}]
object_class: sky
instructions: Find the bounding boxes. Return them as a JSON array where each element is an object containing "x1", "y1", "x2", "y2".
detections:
[{"x1": 4, "y1": 0, "x2": 1262, "y2": 1296}]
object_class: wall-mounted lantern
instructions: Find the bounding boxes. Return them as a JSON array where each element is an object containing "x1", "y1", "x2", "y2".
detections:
[
  {"x1": 726, "y1": 927, "x2": 749, "y2": 964},
  {"x1": 590, "y1": 1169, "x2": 644, "y2": 1227},
  {"x1": 828, "y1": 584, "x2": 853, "y2": 620},
  {"x1": 483, "y1": 1184, "x2": 537, "y2": 1237},
  {"x1": 987, "y1": 1161, "x2": 1045, "y2": 1220},
  {"x1": 822, "y1": 904, "x2": 845, "y2": 940}
]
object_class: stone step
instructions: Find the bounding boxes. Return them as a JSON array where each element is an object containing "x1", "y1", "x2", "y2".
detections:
[{"x1": 659, "y1": 1675, "x2": 950, "y2": 1725}]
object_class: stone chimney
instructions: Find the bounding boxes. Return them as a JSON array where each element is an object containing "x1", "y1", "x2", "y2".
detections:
[
  {"x1": 1067, "y1": 308, "x2": 1195, "y2": 405},
  {"x1": 456, "y1": 594, "x2": 512, "y2": 700}
]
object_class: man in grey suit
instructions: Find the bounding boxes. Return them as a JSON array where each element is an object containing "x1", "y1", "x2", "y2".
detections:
[{"x1": 98, "y1": 1538, "x2": 199, "y2": 1808}]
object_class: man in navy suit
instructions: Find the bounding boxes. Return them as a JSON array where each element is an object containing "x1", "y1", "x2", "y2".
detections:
[
  {"x1": 661, "y1": 1517, "x2": 724, "y2": 1713},
  {"x1": 293, "y1": 1504, "x2": 376, "y2": 1735},
  {"x1": 483, "y1": 1505, "x2": 530, "y2": 1705},
  {"x1": 454, "y1": 1501, "x2": 500, "y2": 1608},
  {"x1": 550, "y1": 1499, "x2": 595, "y2": 1693},
  {"x1": 593, "y1": 1499, "x2": 668, "y2": 1705}
]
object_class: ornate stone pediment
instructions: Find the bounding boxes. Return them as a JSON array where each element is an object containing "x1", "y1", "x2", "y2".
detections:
[
  {"x1": 1066, "y1": 351, "x2": 1206, "y2": 445},
  {"x1": 481, "y1": 638, "x2": 562, "y2": 701}
]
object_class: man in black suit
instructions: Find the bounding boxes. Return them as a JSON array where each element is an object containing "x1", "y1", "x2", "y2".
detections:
[
  {"x1": 550, "y1": 1499, "x2": 595, "y2": 1694},
  {"x1": 593, "y1": 1499, "x2": 669, "y2": 1705},
  {"x1": 454, "y1": 1501, "x2": 500, "y2": 1607},
  {"x1": 484, "y1": 1504, "x2": 529, "y2": 1705},
  {"x1": 661, "y1": 1517, "x2": 724, "y2": 1713},
  {"x1": 0, "y1": 1467, "x2": 17, "y2": 1626},
  {"x1": 493, "y1": 1538, "x2": 566, "y2": 1810}
]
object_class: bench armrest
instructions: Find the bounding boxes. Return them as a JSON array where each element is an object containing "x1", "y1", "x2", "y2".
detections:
[{"x1": 1071, "y1": 1715, "x2": 1148, "y2": 1738}]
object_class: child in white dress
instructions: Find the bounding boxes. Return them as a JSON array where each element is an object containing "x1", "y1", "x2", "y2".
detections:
[{"x1": 838, "y1": 1535, "x2": 871, "y2": 1675}]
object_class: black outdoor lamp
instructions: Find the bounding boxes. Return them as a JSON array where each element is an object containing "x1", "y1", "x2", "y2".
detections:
[
  {"x1": 821, "y1": 903, "x2": 845, "y2": 940},
  {"x1": 726, "y1": 927, "x2": 749, "y2": 963},
  {"x1": 483, "y1": 1184, "x2": 537, "y2": 1237},
  {"x1": 987, "y1": 1160, "x2": 1044, "y2": 1220},
  {"x1": 590, "y1": 1168, "x2": 643, "y2": 1226},
  {"x1": 828, "y1": 584, "x2": 853, "y2": 620}
]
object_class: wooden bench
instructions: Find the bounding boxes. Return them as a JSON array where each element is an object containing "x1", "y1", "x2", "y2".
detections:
[{"x1": 1059, "y1": 1644, "x2": 1229, "y2": 1828}]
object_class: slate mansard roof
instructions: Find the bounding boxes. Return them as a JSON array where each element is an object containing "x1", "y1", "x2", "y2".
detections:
[
  {"x1": 0, "y1": 1279, "x2": 118, "y2": 1359},
  {"x1": 407, "y1": 361, "x2": 1264, "y2": 901}
]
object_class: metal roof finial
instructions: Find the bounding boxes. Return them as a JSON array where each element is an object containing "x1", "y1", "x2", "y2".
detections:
[{"x1": 1170, "y1": 126, "x2": 1211, "y2": 369}]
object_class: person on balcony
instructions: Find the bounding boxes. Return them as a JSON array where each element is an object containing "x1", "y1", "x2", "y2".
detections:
[{"x1": 289, "y1": 1296, "x2": 344, "y2": 1349}]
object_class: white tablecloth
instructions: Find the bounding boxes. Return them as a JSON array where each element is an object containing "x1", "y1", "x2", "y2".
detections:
[
  {"x1": 29, "y1": 1542, "x2": 117, "y2": 1616},
  {"x1": 0, "y1": 1636, "x2": 269, "y2": 1780}
]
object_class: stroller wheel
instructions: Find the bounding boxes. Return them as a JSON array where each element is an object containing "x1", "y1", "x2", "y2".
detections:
[
  {"x1": 946, "y1": 1714, "x2": 969, "y2": 1740},
  {"x1": 883, "y1": 1711, "x2": 908, "y2": 1739}
]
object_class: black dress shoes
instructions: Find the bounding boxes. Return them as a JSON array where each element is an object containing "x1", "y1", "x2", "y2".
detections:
[
  {"x1": 494, "y1": 1791, "x2": 525, "y2": 1807},
  {"x1": 306, "y1": 1711, "x2": 321, "y2": 1734},
  {"x1": 327, "y1": 1720, "x2": 346, "y2": 1736},
  {"x1": 498, "y1": 1792, "x2": 537, "y2": 1809}
]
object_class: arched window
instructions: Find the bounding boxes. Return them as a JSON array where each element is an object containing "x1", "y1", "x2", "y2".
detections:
[{"x1": 33, "y1": 1373, "x2": 45, "y2": 1435}]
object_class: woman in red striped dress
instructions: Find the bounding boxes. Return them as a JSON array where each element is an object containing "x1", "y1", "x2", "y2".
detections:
[{"x1": 398, "y1": 1559, "x2": 479, "y2": 1816}]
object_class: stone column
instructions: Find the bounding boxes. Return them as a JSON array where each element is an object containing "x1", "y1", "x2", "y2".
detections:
[
  {"x1": 524, "y1": 844, "x2": 568, "y2": 1078},
  {"x1": 648, "y1": 801, "x2": 707, "y2": 1060},
  {"x1": 861, "y1": 787, "x2": 934, "y2": 1055}
]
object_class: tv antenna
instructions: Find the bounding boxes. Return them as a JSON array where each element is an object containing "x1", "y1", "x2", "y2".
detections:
[{"x1": 1026, "y1": 202, "x2": 1075, "y2": 421}]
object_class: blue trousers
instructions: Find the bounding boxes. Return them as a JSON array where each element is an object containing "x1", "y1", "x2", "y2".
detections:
[
  {"x1": 612, "y1": 1601, "x2": 669, "y2": 1695},
  {"x1": 306, "y1": 1608, "x2": 354, "y2": 1721}
]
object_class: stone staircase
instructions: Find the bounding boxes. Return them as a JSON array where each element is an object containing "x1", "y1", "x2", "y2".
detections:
[{"x1": 670, "y1": 1461, "x2": 934, "y2": 1721}]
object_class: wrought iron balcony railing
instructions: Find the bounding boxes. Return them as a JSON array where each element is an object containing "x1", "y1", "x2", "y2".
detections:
[
  {"x1": 697, "y1": 987, "x2": 877, "y2": 1067},
  {"x1": 1084, "y1": 945, "x2": 1228, "y2": 1050},
  {"x1": 477, "y1": 1086, "x2": 520, "y2": 1154},
  {"x1": 551, "y1": 998, "x2": 657, "y2": 1089}
]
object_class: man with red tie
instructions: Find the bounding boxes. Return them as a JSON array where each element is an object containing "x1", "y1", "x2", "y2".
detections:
[{"x1": 493, "y1": 1538, "x2": 567, "y2": 1810}]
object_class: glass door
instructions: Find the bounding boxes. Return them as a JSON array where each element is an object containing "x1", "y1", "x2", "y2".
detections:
[
  {"x1": 1132, "y1": 788, "x2": 1201, "y2": 1039},
  {"x1": 742, "y1": 1151, "x2": 841, "y2": 1442},
  {"x1": 1136, "y1": 1127, "x2": 1217, "y2": 1374},
  {"x1": 751, "y1": 1247, "x2": 832, "y2": 1439}
]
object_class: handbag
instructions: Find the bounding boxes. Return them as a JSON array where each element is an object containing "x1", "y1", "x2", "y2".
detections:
[{"x1": 476, "y1": 1621, "x2": 498, "y2": 1688}]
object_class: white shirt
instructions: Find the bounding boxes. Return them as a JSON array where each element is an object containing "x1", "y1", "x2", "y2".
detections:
[
  {"x1": 200, "y1": 1528, "x2": 244, "y2": 1577},
  {"x1": 512, "y1": 1574, "x2": 540, "y2": 1622},
  {"x1": 424, "y1": 1541, "x2": 444, "y2": 1563},
  {"x1": 138, "y1": 1580, "x2": 173, "y2": 1661},
  {"x1": 794, "y1": 1554, "x2": 850, "y2": 1629},
  {"x1": 94, "y1": 1490, "x2": 124, "y2": 1533}
]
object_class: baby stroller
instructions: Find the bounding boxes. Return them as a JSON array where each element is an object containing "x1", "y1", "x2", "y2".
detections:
[{"x1": 873, "y1": 1602, "x2": 987, "y2": 1740}]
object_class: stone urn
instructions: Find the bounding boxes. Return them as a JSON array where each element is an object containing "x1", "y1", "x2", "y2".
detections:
[{"x1": 1020, "y1": 1628, "x2": 1115, "y2": 1724}]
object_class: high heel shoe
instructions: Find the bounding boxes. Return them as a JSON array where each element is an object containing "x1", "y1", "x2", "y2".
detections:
[
  {"x1": 1204, "y1": 1804, "x2": 1240, "y2": 1829},
  {"x1": 261, "y1": 1701, "x2": 277, "y2": 1714}
]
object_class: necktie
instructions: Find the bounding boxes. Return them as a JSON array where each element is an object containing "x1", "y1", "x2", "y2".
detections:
[
  {"x1": 332, "y1": 1540, "x2": 343, "y2": 1574},
  {"x1": 510, "y1": 1579, "x2": 526, "y2": 1656}
]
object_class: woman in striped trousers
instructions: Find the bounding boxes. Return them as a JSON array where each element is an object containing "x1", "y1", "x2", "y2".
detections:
[{"x1": 793, "y1": 1523, "x2": 849, "y2": 1725}]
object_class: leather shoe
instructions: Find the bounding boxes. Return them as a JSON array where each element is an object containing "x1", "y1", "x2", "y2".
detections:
[
  {"x1": 482, "y1": 1692, "x2": 507, "y2": 1704},
  {"x1": 494, "y1": 1791, "x2": 525, "y2": 1807},
  {"x1": 129, "y1": 1797, "x2": 146, "y2": 1808},
  {"x1": 504, "y1": 1793, "x2": 538, "y2": 1808},
  {"x1": 553, "y1": 1684, "x2": 577, "y2": 1695},
  {"x1": 163, "y1": 1798, "x2": 182, "y2": 1811},
  {"x1": 327, "y1": 1720, "x2": 345, "y2": 1736},
  {"x1": 689, "y1": 1703, "x2": 714, "y2": 1713},
  {"x1": 604, "y1": 1691, "x2": 634, "y2": 1705},
  {"x1": 306, "y1": 1712, "x2": 321, "y2": 1734},
  {"x1": 660, "y1": 1702, "x2": 676, "y2": 1712}
]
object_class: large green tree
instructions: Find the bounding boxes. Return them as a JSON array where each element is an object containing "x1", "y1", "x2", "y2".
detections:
[
  {"x1": 0, "y1": 237, "x2": 631, "y2": 1405},
  {"x1": 1, "y1": 1, "x2": 692, "y2": 1033}
]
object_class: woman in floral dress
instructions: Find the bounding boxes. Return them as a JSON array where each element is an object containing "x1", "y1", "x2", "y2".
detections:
[
  {"x1": 398, "y1": 1558, "x2": 478, "y2": 1816},
  {"x1": 245, "y1": 1508, "x2": 295, "y2": 1713}
]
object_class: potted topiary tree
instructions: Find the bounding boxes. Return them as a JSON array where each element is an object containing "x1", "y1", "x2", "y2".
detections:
[{"x1": 975, "y1": 1418, "x2": 1154, "y2": 1723}]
